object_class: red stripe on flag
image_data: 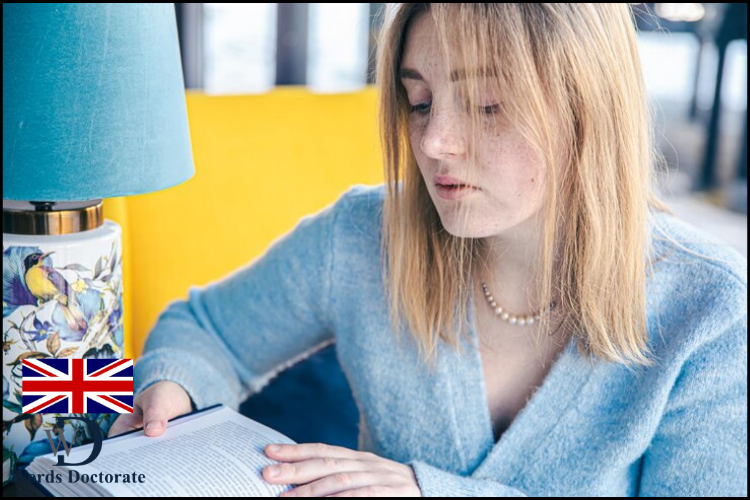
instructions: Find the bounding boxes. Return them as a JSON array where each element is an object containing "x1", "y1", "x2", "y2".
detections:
[
  {"x1": 73, "y1": 358, "x2": 82, "y2": 412},
  {"x1": 98, "y1": 395, "x2": 133, "y2": 413},
  {"x1": 22, "y1": 381, "x2": 133, "y2": 392},
  {"x1": 26, "y1": 394, "x2": 66, "y2": 414},
  {"x1": 21, "y1": 359, "x2": 56, "y2": 377},
  {"x1": 89, "y1": 358, "x2": 130, "y2": 377}
]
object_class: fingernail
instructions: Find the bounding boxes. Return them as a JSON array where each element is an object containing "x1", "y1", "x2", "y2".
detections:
[
  {"x1": 266, "y1": 465, "x2": 280, "y2": 478},
  {"x1": 145, "y1": 421, "x2": 163, "y2": 430},
  {"x1": 267, "y1": 444, "x2": 280, "y2": 453}
]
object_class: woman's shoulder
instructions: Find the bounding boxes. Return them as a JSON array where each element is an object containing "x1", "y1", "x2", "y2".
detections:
[
  {"x1": 329, "y1": 182, "x2": 387, "y2": 243},
  {"x1": 334, "y1": 182, "x2": 387, "y2": 214},
  {"x1": 648, "y1": 209, "x2": 746, "y2": 290},
  {"x1": 646, "y1": 209, "x2": 747, "y2": 356}
]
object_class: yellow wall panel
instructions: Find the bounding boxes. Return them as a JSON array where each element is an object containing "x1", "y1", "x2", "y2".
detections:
[{"x1": 105, "y1": 87, "x2": 383, "y2": 358}]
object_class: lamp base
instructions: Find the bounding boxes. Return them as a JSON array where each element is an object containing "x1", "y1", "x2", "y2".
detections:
[{"x1": 3, "y1": 219, "x2": 123, "y2": 464}]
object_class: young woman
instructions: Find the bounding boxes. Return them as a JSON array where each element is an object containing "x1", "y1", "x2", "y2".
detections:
[{"x1": 110, "y1": 4, "x2": 747, "y2": 497}]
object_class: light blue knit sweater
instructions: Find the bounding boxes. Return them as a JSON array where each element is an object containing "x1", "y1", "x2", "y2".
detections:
[{"x1": 134, "y1": 183, "x2": 748, "y2": 497}]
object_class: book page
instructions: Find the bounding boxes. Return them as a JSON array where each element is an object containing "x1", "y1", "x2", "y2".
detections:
[{"x1": 29, "y1": 406, "x2": 297, "y2": 497}]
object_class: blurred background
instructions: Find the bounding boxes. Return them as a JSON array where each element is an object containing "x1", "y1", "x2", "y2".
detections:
[{"x1": 174, "y1": 2, "x2": 747, "y2": 254}]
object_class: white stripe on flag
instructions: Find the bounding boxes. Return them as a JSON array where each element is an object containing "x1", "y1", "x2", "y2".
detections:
[
  {"x1": 83, "y1": 359, "x2": 134, "y2": 381},
  {"x1": 22, "y1": 392, "x2": 72, "y2": 413},
  {"x1": 23, "y1": 359, "x2": 71, "y2": 379},
  {"x1": 86, "y1": 394, "x2": 134, "y2": 413}
]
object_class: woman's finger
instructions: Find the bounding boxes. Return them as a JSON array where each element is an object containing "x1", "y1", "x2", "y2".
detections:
[
  {"x1": 107, "y1": 411, "x2": 143, "y2": 437},
  {"x1": 139, "y1": 382, "x2": 183, "y2": 436},
  {"x1": 263, "y1": 457, "x2": 371, "y2": 485},
  {"x1": 265, "y1": 443, "x2": 363, "y2": 462}
]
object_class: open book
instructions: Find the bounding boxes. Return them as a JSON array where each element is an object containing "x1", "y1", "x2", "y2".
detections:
[{"x1": 24, "y1": 405, "x2": 296, "y2": 496}]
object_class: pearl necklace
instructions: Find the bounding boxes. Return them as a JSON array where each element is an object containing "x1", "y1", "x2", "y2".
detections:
[{"x1": 481, "y1": 281, "x2": 556, "y2": 326}]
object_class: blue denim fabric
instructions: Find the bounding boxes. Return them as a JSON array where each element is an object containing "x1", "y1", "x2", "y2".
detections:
[{"x1": 135, "y1": 183, "x2": 747, "y2": 496}]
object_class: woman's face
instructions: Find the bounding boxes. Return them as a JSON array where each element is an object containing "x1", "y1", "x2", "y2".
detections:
[{"x1": 400, "y1": 12, "x2": 548, "y2": 240}]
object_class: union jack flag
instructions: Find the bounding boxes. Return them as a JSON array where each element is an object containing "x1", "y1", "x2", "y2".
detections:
[{"x1": 22, "y1": 358, "x2": 134, "y2": 414}]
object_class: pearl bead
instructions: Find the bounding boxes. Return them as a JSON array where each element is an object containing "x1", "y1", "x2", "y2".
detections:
[{"x1": 481, "y1": 281, "x2": 554, "y2": 328}]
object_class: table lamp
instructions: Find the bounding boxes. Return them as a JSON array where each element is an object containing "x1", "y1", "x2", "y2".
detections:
[{"x1": 2, "y1": 3, "x2": 194, "y2": 464}]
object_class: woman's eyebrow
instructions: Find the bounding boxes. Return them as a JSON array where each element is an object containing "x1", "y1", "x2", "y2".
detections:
[{"x1": 399, "y1": 67, "x2": 496, "y2": 82}]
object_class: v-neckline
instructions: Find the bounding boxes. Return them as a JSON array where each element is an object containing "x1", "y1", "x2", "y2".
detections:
[{"x1": 449, "y1": 274, "x2": 598, "y2": 478}]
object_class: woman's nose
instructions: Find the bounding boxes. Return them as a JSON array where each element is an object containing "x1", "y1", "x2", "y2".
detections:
[{"x1": 418, "y1": 104, "x2": 468, "y2": 160}]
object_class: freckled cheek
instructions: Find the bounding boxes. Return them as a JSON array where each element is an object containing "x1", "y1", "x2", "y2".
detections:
[
  {"x1": 482, "y1": 172, "x2": 543, "y2": 207},
  {"x1": 521, "y1": 173, "x2": 546, "y2": 200},
  {"x1": 526, "y1": 176, "x2": 543, "y2": 195},
  {"x1": 408, "y1": 124, "x2": 426, "y2": 154},
  {"x1": 409, "y1": 133, "x2": 432, "y2": 178},
  {"x1": 483, "y1": 166, "x2": 532, "y2": 192}
]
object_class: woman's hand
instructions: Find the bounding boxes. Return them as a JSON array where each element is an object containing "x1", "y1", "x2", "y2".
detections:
[
  {"x1": 108, "y1": 380, "x2": 193, "y2": 438},
  {"x1": 262, "y1": 443, "x2": 422, "y2": 497}
]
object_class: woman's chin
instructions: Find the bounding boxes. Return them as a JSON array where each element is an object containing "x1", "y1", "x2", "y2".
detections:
[{"x1": 436, "y1": 219, "x2": 488, "y2": 239}]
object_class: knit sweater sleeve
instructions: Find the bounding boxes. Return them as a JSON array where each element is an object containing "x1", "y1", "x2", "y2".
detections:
[{"x1": 132, "y1": 193, "x2": 347, "y2": 411}]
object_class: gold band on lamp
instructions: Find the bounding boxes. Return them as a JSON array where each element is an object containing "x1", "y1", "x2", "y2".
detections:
[{"x1": 2, "y1": 200, "x2": 103, "y2": 235}]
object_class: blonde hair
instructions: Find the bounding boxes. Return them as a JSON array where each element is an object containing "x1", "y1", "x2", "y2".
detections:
[{"x1": 374, "y1": 3, "x2": 695, "y2": 371}]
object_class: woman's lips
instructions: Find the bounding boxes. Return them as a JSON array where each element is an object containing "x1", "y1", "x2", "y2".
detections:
[
  {"x1": 434, "y1": 175, "x2": 477, "y2": 188},
  {"x1": 435, "y1": 184, "x2": 481, "y2": 200}
]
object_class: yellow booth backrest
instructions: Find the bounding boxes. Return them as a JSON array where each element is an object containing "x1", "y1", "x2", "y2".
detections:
[{"x1": 103, "y1": 87, "x2": 383, "y2": 359}]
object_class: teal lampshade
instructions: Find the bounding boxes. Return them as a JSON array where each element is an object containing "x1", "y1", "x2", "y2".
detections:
[{"x1": 2, "y1": 3, "x2": 195, "y2": 201}]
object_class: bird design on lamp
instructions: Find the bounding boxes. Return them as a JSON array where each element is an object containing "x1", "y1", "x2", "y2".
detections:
[{"x1": 23, "y1": 251, "x2": 87, "y2": 333}]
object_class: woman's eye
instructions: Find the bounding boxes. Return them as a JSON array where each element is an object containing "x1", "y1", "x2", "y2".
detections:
[
  {"x1": 409, "y1": 101, "x2": 431, "y2": 115},
  {"x1": 468, "y1": 102, "x2": 501, "y2": 115},
  {"x1": 409, "y1": 101, "x2": 500, "y2": 116},
  {"x1": 481, "y1": 104, "x2": 501, "y2": 115}
]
